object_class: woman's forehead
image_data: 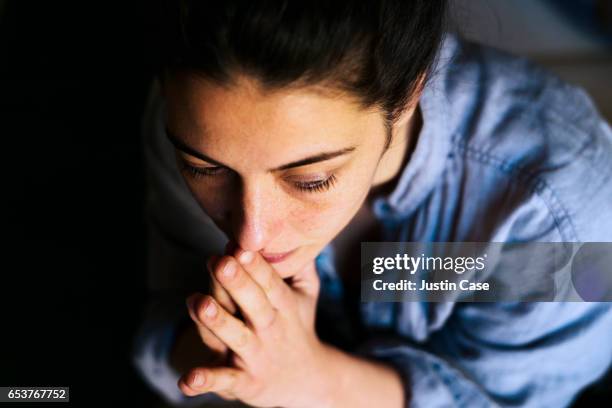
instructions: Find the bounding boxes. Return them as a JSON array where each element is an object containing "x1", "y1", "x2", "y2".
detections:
[{"x1": 164, "y1": 74, "x2": 384, "y2": 152}]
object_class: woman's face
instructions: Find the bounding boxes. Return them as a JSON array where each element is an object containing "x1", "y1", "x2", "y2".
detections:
[{"x1": 164, "y1": 73, "x2": 407, "y2": 279}]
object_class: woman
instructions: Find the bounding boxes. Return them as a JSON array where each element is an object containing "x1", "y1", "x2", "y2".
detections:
[{"x1": 132, "y1": 1, "x2": 612, "y2": 407}]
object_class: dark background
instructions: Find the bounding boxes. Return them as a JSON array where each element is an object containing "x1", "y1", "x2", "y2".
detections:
[
  {"x1": 1, "y1": 1, "x2": 610, "y2": 407},
  {"x1": 1, "y1": 0, "x2": 158, "y2": 406}
]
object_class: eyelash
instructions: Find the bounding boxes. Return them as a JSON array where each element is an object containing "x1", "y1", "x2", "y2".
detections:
[
  {"x1": 180, "y1": 162, "x2": 225, "y2": 177},
  {"x1": 180, "y1": 162, "x2": 338, "y2": 193},
  {"x1": 294, "y1": 174, "x2": 337, "y2": 193}
]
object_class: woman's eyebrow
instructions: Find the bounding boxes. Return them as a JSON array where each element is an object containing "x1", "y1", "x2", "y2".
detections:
[
  {"x1": 165, "y1": 128, "x2": 226, "y2": 167},
  {"x1": 165, "y1": 128, "x2": 357, "y2": 171}
]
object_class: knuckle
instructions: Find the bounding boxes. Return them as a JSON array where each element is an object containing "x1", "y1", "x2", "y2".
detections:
[
  {"x1": 234, "y1": 274, "x2": 249, "y2": 289},
  {"x1": 260, "y1": 308, "x2": 279, "y2": 331},
  {"x1": 226, "y1": 370, "x2": 239, "y2": 388},
  {"x1": 263, "y1": 274, "x2": 275, "y2": 293},
  {"x1": 234, "y1": 329, "x2": 252, "y2": 349},
  {"x1": 250, "y1": 293, "x2": 268, "y2": 314}
]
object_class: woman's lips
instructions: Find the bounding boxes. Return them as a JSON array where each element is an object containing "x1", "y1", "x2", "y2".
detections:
[{"x1": 261, "y1": 248, "x2": 297, "y2": 263}]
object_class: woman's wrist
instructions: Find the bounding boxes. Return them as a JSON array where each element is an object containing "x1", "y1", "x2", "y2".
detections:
[{"x1": 314, "y1": 342, "x2": 405, "y2": 408}]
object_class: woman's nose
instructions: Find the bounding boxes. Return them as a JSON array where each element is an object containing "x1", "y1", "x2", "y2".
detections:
[{"x1": 229, "y1": 182, "x2": 280, "y2": 251}]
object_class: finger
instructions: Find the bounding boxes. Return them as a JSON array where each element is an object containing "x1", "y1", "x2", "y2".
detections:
[
  {"x1": 211, "y1": 275, "x2": 238, "y2": 314},
  {"x1": 197, "y1": 295, "x2": 260, "y2": 361},
  {"x1": 288, "y1": 259, "x2": 321, "y2": 300},
  {"x1": 186, "y1": 293, "x2": 227, "y2": 355},
  {"x1": 207, "y1": 256, "x2": 237, "y2": 315},
  {"x1": 178, "y1": 366, "x2": 249, "y2": 398},
  {"x1": 234, "y1": 249, "x2": 295, "y2": 313},
  {"x1": 213, "y1": 255, "x2": 279, "y2": 331}
]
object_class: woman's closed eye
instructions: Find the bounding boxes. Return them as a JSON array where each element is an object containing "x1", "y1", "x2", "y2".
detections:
[
  {"x1": 180, "y1": 161, "x2": 227, "y2": 177},
  {"x1": 179, "y1": 161, "x2": 338, "y2": 193},
  {"x1": 292, "y1": 174, "x2": 337, "y2": 193}
]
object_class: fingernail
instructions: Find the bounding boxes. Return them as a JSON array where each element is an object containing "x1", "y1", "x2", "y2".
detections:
[
  {"x1": 223, "y1": 259, "x2": 236, "y2": 278},
  {"x1": 191, "y1": 371, "x2": 204, "y2": 387},
  {"x1": 205, "y1": 299, "x2": 217, "y2": 317},
  {"x1": 239, "y1": 250, "x2": 254, "y2": 265}
]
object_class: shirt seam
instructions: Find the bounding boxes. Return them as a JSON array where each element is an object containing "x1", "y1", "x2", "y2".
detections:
[{"x1": 449, "y1": 134, "x2": 579, "y2": 242}]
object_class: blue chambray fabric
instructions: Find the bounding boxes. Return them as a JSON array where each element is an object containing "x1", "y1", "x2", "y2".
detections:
[{"x1": 311, "y1": 33, "x2": 612, "y2": 408}]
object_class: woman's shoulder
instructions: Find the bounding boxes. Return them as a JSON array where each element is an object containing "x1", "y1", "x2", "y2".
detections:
[
  {"x1": 431, "y1": 34, "x2": 612, "y2": 241},
  {"x1": 438, "y1": 32, "x2": 606, "y2": 147}
]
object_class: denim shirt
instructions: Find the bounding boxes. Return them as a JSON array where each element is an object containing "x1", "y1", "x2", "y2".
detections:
[{"x1": 131, "y1": 33, "x2": 612, "y2": 408}]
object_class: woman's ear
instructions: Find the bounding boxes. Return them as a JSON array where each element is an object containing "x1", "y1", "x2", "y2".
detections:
[
  {"x1": 393, "y1": 72, "x2": 427, "y2": 129},
  {"x1": 394, "y1": 103, "x2": 417, "y2": 129}
]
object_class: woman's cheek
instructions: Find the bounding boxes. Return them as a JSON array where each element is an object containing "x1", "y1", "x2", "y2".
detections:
[
  {"x1": 290, "y1": 205, "x2": 338, "y2": 236},
  {"x1": 288, "y1": 186, "x2": 365, "y2": 238}
]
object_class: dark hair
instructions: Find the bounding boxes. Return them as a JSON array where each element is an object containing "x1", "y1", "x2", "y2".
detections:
[{"x1": 155, "y1": 0, "x2": 447, "y2": 148}]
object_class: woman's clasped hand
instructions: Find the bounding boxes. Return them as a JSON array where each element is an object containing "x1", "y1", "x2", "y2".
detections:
[{"x1": 178, "y1": 241, "x2": 335, "y2": 408}]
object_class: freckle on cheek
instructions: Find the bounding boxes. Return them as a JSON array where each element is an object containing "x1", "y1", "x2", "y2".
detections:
[{"x1": 295, "y1": 216, "x2": 325, "y2": 233}]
